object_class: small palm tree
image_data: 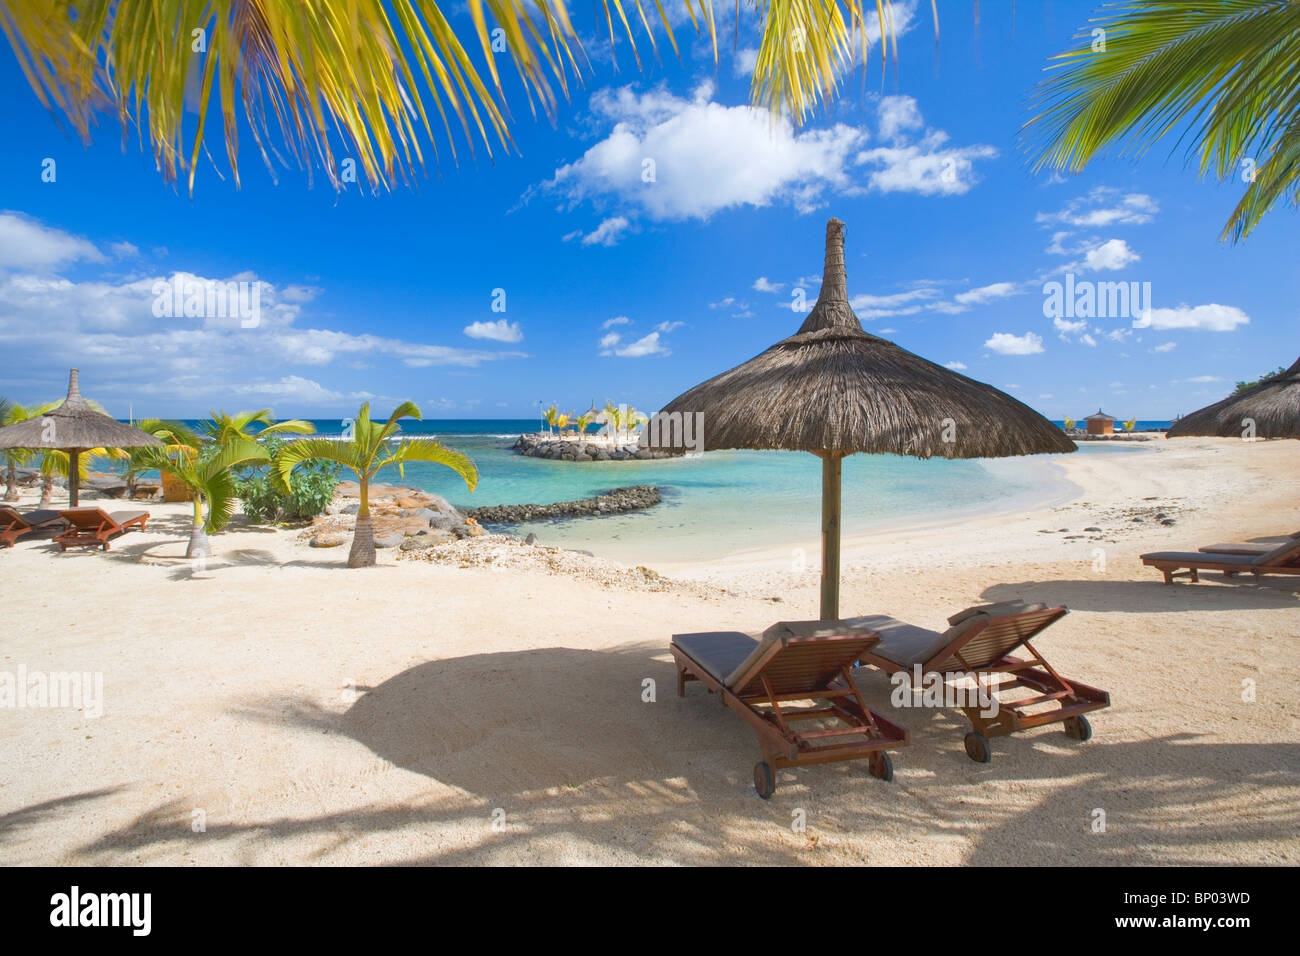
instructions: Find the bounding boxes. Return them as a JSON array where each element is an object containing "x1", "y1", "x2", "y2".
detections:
[
  {"x1": 573, "y1": 412, "x2": 594, "y2": 443},
  {"x1": 272, "y1": 402, "x2": 477, "y2": 568},
  {"x1": 133, "y1": 438, "x2": 269, "y2": 558},
  {"x1": 542, "y1": 404, "x2": 560, "y2": 435},
  {"x1": 1063, "y1": 417, "x2": 1076, "y2": 431},
  {"x1": 1, "y1": 397, "x2": 25, "y2": 502},
  {"x1": 128, "y1": 419, "x2": 202, "y2": 498},
  {"x1": 602, "y1": 401, "x2": 624, "y2": 443},
  {"x1": 554, "y1": 411, "x2": 571, "y2": 438},
  {"x1": 1123, "y1": 418, "x2": 1138, "y2": 433}
]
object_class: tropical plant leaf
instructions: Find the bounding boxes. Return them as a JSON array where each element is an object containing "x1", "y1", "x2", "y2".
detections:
[
  {"x1": 1023, "y1": 0, "x2": 1300, "y2": 242},
  {"x1": 273, "y1": 437, "x2": 364, "y2": 490},
  {"x1": 0, "y1": 0, "x2": 915, "y2": 193},
  {"x1": 378, "y1": 437, "x2": 478, "y2": 491}
]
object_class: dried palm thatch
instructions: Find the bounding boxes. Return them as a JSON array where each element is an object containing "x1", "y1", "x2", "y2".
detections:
[
  {"x1": 652, "y1": 220, "x2": 1075, "y2": 459},
  {"x1": 0, "y1": 369, "x2": 163, "y2": 506},
  {"x1": 1166, "y1": 358, "x2": 1300, "y2": 440},
  {"x1": 647, "y1": 218, "x2": 1075, "y2": 619}
]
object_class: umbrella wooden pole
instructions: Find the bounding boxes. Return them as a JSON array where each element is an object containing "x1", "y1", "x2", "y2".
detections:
[
  {"x1": 69, "y1": 449, "x2": 80, "y2": 508},
  {"x1": 820, "y1": 453, "x2": 842, "y2": 621}
]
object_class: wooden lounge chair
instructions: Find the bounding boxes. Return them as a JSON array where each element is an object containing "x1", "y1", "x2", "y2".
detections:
[
  {"x1": 1197, "y1": 530, "x2": 1300, "y2": 557},
  {"x1": 53, "y1": 508, "x2": 150, "y2": 551},
  {"x1": 0, "y1": 505, "x2": 67, "y2": 548},
  {"x1": 671, "y1": 620, "x2": 908, "y2": 798},
  {"x1": 1142, "y1": 537, "x2": 1300, "y2": 584},
  {"x1": 848, "y1": 602, "x2": 1110, "y2": 763}
]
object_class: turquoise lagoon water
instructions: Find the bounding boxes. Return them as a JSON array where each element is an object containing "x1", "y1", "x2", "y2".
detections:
[
  {"x1": 306, "y1": 420, "x2": 1153, "y2": 563},
  {"x1": 123, "y1": 419, "x2": 1153, "y2": 563}
]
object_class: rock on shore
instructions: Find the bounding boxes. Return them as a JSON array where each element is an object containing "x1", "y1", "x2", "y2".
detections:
[
  {"x1": 305, "y1": 481, "x2": 483, "y2": 549},
  {"x1": 512, "y1": 433, "x2": 681, "y2": 461},
  {"x1": 466, "y1": 486, "x2": 661, "y2": 524}
]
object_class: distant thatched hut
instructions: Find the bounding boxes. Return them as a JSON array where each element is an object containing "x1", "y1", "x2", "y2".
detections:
[{"x1": 1084, "y1": 410, "x2": 1116, "y2": 436}]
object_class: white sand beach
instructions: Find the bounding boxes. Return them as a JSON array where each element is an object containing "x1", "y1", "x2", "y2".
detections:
[{"x1": 1, "y1": 436, "x2": 1297, "y2": 865}]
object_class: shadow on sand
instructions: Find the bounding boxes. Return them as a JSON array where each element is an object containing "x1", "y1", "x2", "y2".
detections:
[{"x1": 13, "y1": 642, "x2": 1291, "y2": 865}]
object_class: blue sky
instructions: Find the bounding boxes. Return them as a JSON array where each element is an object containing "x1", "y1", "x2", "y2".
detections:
[{"x1": 0, "y1": 1, "x2": 1295, "y2": 420}]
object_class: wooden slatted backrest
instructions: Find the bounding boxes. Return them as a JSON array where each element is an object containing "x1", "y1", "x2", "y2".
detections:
[
  {"x1": 928, "y1": 606, "x2": 1068, "y2": 671},
  {"x1": 61, "y1": 508, "x2": 114, "y2": 529},
  {"x1": 730, "y1": 634, "x2": 879, "y2": 697},
  {"x1": 1252, "y1": 538, "x2": 1300, "y2": 568}
]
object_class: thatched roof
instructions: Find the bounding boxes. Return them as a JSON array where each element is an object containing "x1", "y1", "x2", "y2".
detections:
[
  {"x1": 0, "y1": 369, "x2": 165, "y2": 451},
  {"x1": 647, "y1": 219, "x2": 1076, "y2": 459},
  {"x1": 1167, "y1": 357, "x2": 1300, "y2": 439}
]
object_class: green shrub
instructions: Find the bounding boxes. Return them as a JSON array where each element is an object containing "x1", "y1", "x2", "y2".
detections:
[{"x1": 236, "y1": 437, "x2": 339, "y2": 523}]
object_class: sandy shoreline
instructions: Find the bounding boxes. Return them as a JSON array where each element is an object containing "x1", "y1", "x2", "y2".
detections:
[{"x1": 1, "y1": 436, "x2": 1297, "y2": 865}]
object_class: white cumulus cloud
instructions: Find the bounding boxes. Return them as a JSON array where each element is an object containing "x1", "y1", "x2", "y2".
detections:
[
  {"x1": 984, "y1": 332, "x2": 1045, "y2": 355},
  {"x1": 463, "y1": 319, "x2": 523, "y2": 343}
]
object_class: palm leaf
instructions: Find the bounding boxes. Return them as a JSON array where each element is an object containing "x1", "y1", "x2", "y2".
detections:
[
  {"x1": 1023, "y1": 1, "x2": 1300, "y2": 242},
  {"x1": 378, "y1": 437, "x2": 478, "y2": 491},
  {"x1": 0, "y1": 0, "x2": 917, "y2": 192},
  {"x1": 273, "y1": 437, "x2": 364, "y2": 491}
]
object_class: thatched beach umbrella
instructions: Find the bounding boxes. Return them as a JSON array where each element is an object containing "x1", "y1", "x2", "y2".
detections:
[
  {"x1": 648, "y1": 219, "x2": 1076, "y2": 619},
  {"x1": 0, "y1": 369, "x2": 163, "y2": 507},
  {"x1": 1167, "y1": 357, "x2": 1300, "y2": 440}
]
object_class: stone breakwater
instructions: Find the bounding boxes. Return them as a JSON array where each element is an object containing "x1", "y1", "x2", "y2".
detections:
[
  {"x1": 466, "y1": 486, "x2": 661, "y2": 524},
  {"x1": 512, "y1": 433, "x2": 681, "y2": 461}
]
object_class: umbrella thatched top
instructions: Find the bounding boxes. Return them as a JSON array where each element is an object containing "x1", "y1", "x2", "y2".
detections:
[
  {"x1": 1167, "y1": 357, "x2": 1300, "y2": 440},
  {"x1": 0, "y1": 369, "x2": 164, "y2": 451},
  {"x1": 649, "y1": 219, "x2": 1076, "y2": 459}
]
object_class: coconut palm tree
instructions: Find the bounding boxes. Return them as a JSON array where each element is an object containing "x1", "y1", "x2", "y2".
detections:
[
  {"x1": 1025, "y1": 1, "x2": 1299, "y2": 242},
  {"x1": 127, "y1": 419, "x2": 202, "y2": 498},
  {"x1": 573, "y1": 411, "x2": 594, "y2": 443},
  {"x1": 272, "y1": 402, "x2": 477, "y2": 568},
  {"x1": 133, "y1": 438, "x2": 269, "y2": 558},
  {"x1": 554, "y1": 411, "x2": 571, "y2": 438},
  {"x1": 542, "y1": 404, "x2": 560, "y2": 435}
]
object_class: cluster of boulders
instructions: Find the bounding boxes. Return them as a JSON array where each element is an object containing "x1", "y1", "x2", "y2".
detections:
[
  {"x1": 305, "y1": 481, "x2": 484, "y2": 550},
  {"x1": 512, "y1": 433, "x2": 680, "y2": 461},
  {"x1": 466, "y1": 486, "x2": 662, "y2": 524}
]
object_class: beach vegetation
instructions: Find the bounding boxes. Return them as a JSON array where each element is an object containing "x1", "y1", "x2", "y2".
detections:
[
  {"x1": 132, "y1": 436, "x2": 269, "y2": 558},
  {"x1": 272, "y1": 402, "x2": 477, "y2": 568},
  {"x1": 234, "y1": 436, "x2": 339, "y2": 524},
  {"x1": 1235, "y1": 366, "x2": 1286, "y2": 393}
]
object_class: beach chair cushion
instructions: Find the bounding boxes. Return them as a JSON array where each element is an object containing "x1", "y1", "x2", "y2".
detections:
[
  {"x1": 672, "y1": 631, "x2": 758, "y2": 683},
  {"x1": 1142, "y1": 550, "x2": 1259, "y2": 567},
  {"x1": 1251, "y1": 538, "x2": 1300, "y2": 567},
  {"x1": 0, "y1": 506, "x2": 64, "y2": 528},
  {"x1": 848, "y1": 614, "x2": 954, "y2": 668}
]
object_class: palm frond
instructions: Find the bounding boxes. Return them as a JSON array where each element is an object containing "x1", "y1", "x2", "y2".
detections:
[
  {"x1": 273, "y1": 437, "x2": 363, "y2": 491},
  {"x1": 0, "y1": 0, "x2": 917, "y2": 192},
  {"x1": 378, "y1": 437, "x2": 478, "y2": 491},
  {"x1": 1023, "y1": 0, "x2": 1300, "y2": 242}
]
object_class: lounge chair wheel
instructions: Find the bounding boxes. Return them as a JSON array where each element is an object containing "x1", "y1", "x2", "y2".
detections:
[
  {"x1": 1064, "y1": 715, "x2": 1093, "y2": 742},
  {"x1": 963, "y1": 732, "x2": 991, "y2": 763},
  {"x1": 868, "y1": 751, "x2": 893, "y2": 782},
  {"x1": 753, "y1": 761, "x2": 776, "y2": 799}
]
